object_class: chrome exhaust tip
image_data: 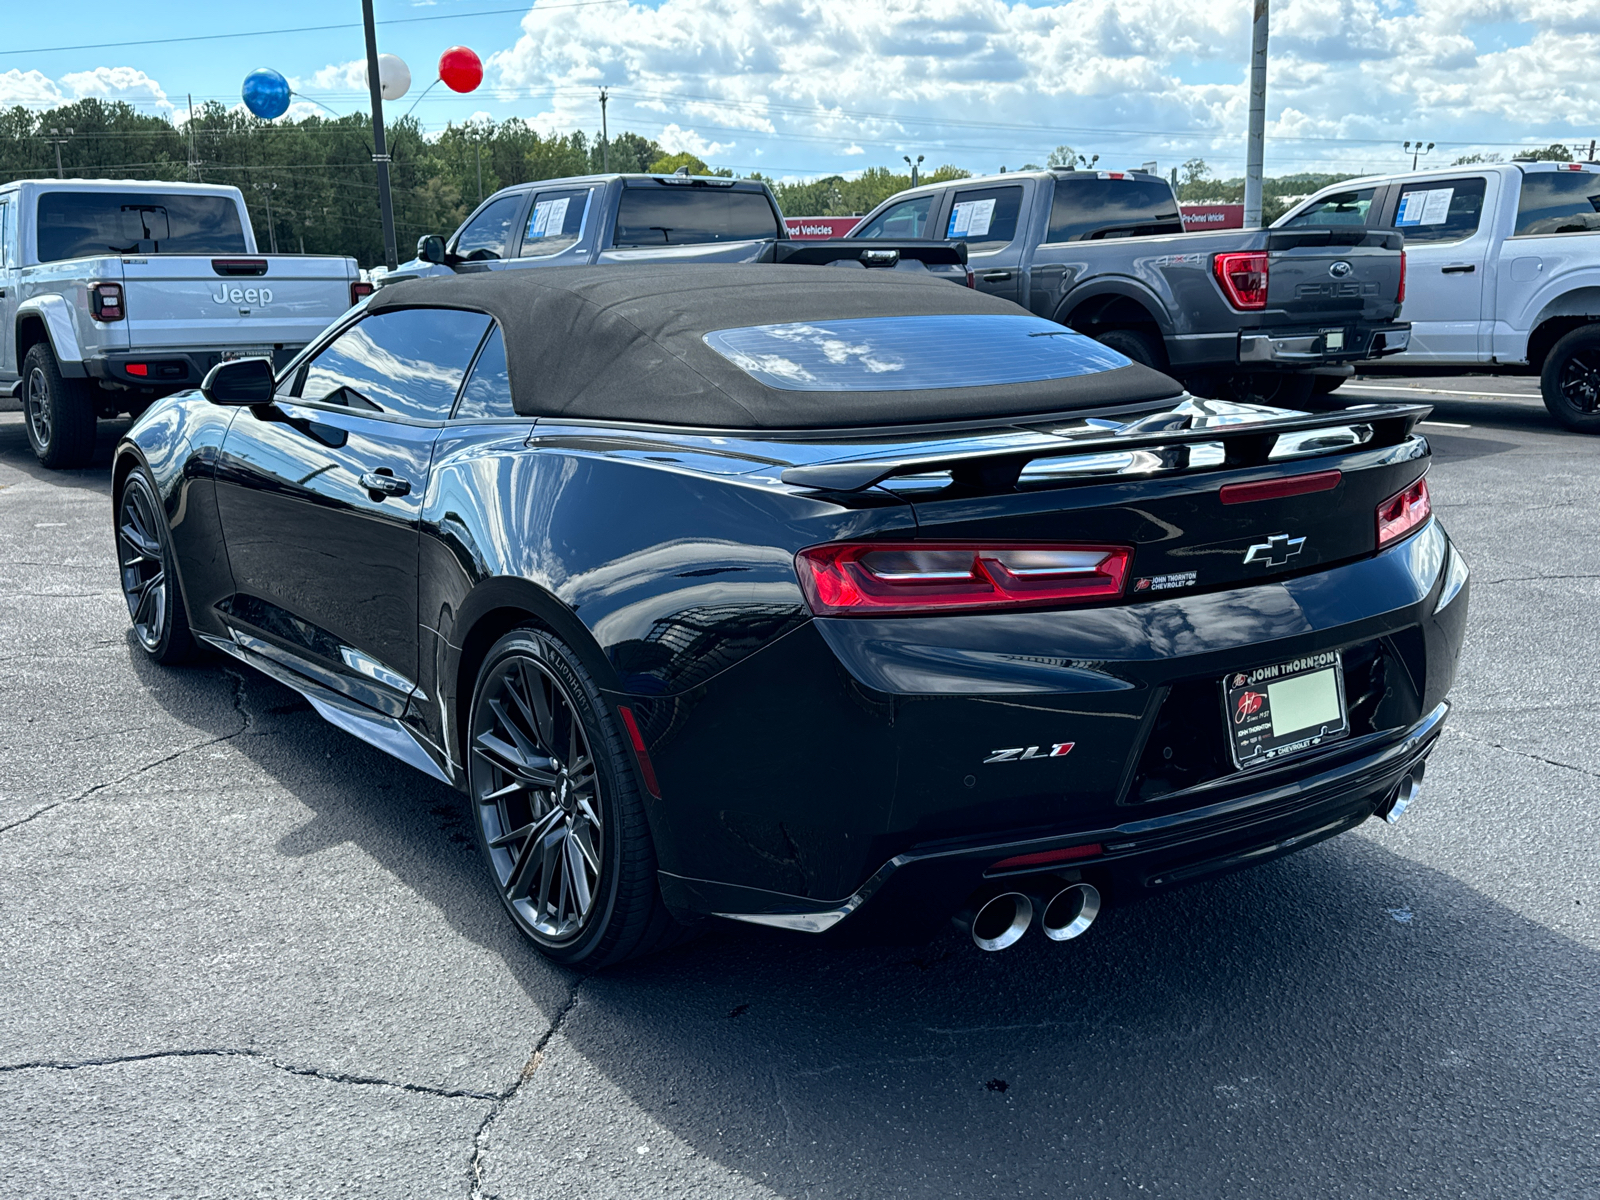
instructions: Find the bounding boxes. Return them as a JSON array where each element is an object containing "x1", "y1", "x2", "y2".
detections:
[
  {"x1": 1383, "y1": 763, "x2": 1426, "y2": 825},
  {"x1": 1040, "y1": 883, "x2": 1101, "y2": 942},
  {"x1": 963, "y1": 892, "x2": 1034, "y2": 952}
]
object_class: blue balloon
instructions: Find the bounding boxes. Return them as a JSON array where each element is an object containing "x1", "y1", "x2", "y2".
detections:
[{"x1": 242, "y1": 69, "x2": 290, "y2": 120}]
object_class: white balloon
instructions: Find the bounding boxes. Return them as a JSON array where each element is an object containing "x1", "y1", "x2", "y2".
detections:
[{"x1": 373, "y1": 53, "x2": 410, "y2": 101}]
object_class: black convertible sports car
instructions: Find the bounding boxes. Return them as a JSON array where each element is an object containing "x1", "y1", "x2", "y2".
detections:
[{"x1": 114, "y1": 265, "x2": 1468, "y2": 965}]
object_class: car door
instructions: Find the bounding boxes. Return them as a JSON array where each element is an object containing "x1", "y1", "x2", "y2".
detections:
[
  {"x1": 942, "y1": 182, "x2": 1030, "y2": 304},
  {"x1": 214, "y1": 306, "x2": 492, "y2": 714},
  {"x1": 510, "y1": 185, "x2": 598, "y2": 264},
  {"x1": 1380, "y1": 174, "x2": 1496, "y2": 362},
  {"x1": 449, "y1": 192, "x2": 532, "y2": 272},
  {"x1": 855, "y1": 192, "x2": 946, "y2": 241}
]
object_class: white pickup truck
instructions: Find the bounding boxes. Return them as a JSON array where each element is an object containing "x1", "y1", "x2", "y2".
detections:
[
  {"x1": 1277, "y1": 161, "x2": 1600, "y2": 431},
  {"x1": 0, "y1": 179, "x2": 367, "y2": 467}
]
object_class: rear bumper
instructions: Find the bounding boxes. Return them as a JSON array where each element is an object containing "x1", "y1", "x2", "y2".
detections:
[
  {"x1": 1239, "y1": 323, "x2": 1410, "y2": 366},
  {"x1": 84, "y1": 346, "x2": 303, "y2": 389},
  {"x1": 662, "y1": 700, "x2": 1448, "y2": 941}
]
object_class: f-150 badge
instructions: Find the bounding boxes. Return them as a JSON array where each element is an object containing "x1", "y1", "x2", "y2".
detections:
[{"x1": 984, "y1": 743, "x2": 1075, "y2": 764}]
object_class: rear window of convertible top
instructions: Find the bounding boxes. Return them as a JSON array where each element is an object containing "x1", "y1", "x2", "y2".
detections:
[{"x1": 702, "y1": 314, "x2": 1131, "y2": 391}]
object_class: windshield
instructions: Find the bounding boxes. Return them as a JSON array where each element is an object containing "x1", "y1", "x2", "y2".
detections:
[
  {"x1": 35, "y1": 190, "x2": 248, "y2": 261},
  {"x1": 703, "y1": 314, "x2": 1131, "y2": 391}
]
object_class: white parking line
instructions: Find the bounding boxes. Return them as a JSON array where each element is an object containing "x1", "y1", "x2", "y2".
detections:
[{"x1": 1345, "y1": 383, "x2": 1539, "y2": 399}]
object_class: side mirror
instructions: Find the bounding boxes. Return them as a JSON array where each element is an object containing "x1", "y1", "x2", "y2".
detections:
[
  {"x1": 417, "y1": 234, "x2": 447, "y2": 265},
  {"x1": 200, "y1": 357, "x2": 275, "y2": 406}
]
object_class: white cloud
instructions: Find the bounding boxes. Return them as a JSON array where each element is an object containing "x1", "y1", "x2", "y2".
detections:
[
  {"x1": 298, "y1": 60, "x2": 369, "y2": 92},
  {"x1": 0, "y1": 66, "x2": 172, "y2": 115}
]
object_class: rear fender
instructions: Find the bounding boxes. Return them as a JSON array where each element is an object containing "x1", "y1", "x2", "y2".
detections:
[
  {"x1": 1522, "y1": 284, "x2": 1600, "y2": 368},
  {"x1": 1056, "y1": 279, "x2": 1175, "y2": 340},
  {"x1": 16, "y1": 294, "x2": 85, "y2": 376}
]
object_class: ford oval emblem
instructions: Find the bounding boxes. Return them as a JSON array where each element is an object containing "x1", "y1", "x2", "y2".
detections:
[{"x1": 1329, "y1": 260, "x2": 1354, "y2": 279}]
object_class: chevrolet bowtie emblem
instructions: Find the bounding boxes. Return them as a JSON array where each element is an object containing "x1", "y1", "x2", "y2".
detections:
[{"x1": 1243, "y1": 533, "x2": 1306, "y2": 567}]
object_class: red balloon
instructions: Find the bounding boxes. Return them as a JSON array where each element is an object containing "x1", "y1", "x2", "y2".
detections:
[{"x1": 439, "y1": 46, "x2": 483, "y2": 93}]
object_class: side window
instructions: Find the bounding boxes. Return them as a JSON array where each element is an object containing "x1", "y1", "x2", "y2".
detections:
[
  {"x1": 297, "y1": 308, "x2": 491, "y2": 422},
  {"x1": 945, "y1": 185, "x2": 1024, "y2": 253},
  {"x1": 453, "y1": 325, "x2": 515, "y2": 420},
  {"x1": 453, "y1": 194, "x2": 524, "y2": 261},
  {"x1": 518, "y1": 188, "x2": 592, "y2": 258},
  {"x1": 1392, "y1": 177, "x2": 1488, "y2": 244},
  {"x1": 0, "y1": 199, "x2": 10, "y2": 266},
  {"x1": 1282, "y1": 188, "x2": 1377, "y2": 228},
  {"x1": 1514, "y1": 171, "x2": 1600, "y2": 236},
  {"x1": 856, "y1": 195, "x2": 936, "y2": 239}
]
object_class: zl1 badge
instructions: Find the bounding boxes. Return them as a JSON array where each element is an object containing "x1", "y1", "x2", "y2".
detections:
[{"x1": 985, "y1": 743, "x2": 1075, "y2": 764}]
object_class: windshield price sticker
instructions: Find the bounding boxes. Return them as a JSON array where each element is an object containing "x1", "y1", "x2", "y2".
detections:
[
  {"x1": 1223, "y1": 651, "x2": 1350, "y2": 769},
  {"x1": 1396, "y1": 188, "x2": 1454, "y2": 226},
  {"x1": 948, "y1": 198, "x2": 996, "y2": 238}
]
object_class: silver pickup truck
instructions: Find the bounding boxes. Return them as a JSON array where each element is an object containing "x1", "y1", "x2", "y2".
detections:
[{"x1": 0, "y1": 180, "x2": 366, "y2": 467}]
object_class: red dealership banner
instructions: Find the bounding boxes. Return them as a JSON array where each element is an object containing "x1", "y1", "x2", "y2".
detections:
[
  {"x1": 1181, "y1": 204, "x2": 1245, "y2": 230},
  {"x1": 784, "y1": 216, "x2": 863, "y2": 239}
]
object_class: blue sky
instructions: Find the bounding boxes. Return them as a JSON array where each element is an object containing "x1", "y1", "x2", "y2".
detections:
[{"x1": 4, "y1": 0, "x2": 1598, "y2": 182}]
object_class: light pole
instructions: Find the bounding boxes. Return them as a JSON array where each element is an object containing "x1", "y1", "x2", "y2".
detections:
[
  {"x1": 1243, "y1": 0, "x2": 1269, "y2": 228},
  {"x1": 1404, "y1": 140, "x2": 1435, "y2": 170},
  {"x1": 903, "y1": 154, "x2": 924, "y2": 187},
  {"x1": 599, "y1": 88, "x2": 609, "y2": 171},
  {"x1": 361, "y1": 0, "x2": 399, "y2": 271},
  {"x1": 46, "y1": 127, "x2": 73, "y2": 178}
]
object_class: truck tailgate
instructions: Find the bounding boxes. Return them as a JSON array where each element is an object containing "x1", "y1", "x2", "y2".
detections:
[
  {"x1": 119, "y1": 255, "x2": 355, "y2": 350},
  {"x1": 1262, "y1": 228, "x2": 1404, "y2": 327}
]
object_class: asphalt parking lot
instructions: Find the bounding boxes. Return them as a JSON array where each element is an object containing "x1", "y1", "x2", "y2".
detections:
[{"x1": 1, "y1": 376, "x2": 1596, "y2": 1199}]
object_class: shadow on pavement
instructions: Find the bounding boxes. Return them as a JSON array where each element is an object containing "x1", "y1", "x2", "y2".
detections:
[{"x1": 0, "y1": 412, "x2": 134, "y2": 492}]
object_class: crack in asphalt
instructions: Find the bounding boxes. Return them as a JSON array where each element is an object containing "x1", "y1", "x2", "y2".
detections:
[
  {"x1": 0, "y1": 668, "x2": 255, "y2": 838},
  {"x1": 469, "y1": 981, "x2": 583, "y2": 1200},
  {"x1": 1450, "y1": 727, "x2": 1600, "y2": 782},
  {"x1": 1478, "y1": 573, "x2": 1600, "y2": 586},
  {"x1": 0, "y1": 1047, "x2": 500, "y2": 1101}
]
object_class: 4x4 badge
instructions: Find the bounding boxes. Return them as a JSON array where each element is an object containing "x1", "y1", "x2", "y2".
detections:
[
  {"x1": 984, "y1": 743, "x2": 1075, "y2": 764},
  {"x1": 1243, "y1": 533, "x2": 1306, "y2": 567}
]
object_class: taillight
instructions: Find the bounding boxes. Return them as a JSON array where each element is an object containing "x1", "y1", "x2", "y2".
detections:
[
  {"x1": 1397, "y1": 250, "x2": 1407, "y2": 304},
  {"x1": 1213, "y1": 251, "x2": 1269, "y2": 310},
  {"x1": 350, "y1": 281, "x2": 375, "y2": 306},
  {"x1": 795, "y1": 542, "x2": 1132, "y2": 616},
  {"x1": 89, "y1": 281, "x2": 125, "y2": 321},
  {"x1": 125, "y1": 362, "x2": 148, "y2": 377},
  {"x1": 1220, "y1": 469, "x2": 1342, "y2": 505},
  {"x1": 965, "y1": 269, "x2": 976, "y2": 288},
  {"x1": 1376, "y1": 476, "x2": 1430, "y2": 548}
]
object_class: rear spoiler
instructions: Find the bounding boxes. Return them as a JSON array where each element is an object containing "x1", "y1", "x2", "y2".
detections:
[
  {"x1": 780, "y1": 403, "x2": 1432, "y2": 492},
  {"x1": 775, "y1": 239, "x2": 969, "y2": 268},
  {"x1": 1266, "y1": 227, "x2": 1403, "y2": 251}
]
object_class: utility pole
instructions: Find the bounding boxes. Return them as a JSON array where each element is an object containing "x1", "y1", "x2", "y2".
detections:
[
  {"x1": 253, "y1": 183, "x2": 280, "y2": 253},
  {"x1": 361, "y1": 0, "x2": 399, "y2": 271},
  {"x1": 1243, "y1": 0, "x2": 1269, "y2": 228},
  {"x1": 599, "y1": 88, "x2": 609, "y2": 171},
  {"x1": 475, "y1": 144, "x2": 483, "y2": 205},
  {"x1": 1404, "y1": 140, "x2": 1435, "y2": 170},
  {"x1": 46, "y1": 127, "x2": 72, "y2": 178},
  {"x1": 187, "y1": 95, "x2": 200, "y2": 181}
]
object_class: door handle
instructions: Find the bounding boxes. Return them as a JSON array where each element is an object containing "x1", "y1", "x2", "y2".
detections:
[
  {"x1": 982, "y1": 270, "x2": 1013, "y2": 282},
  {"x1": 359, "y1": 470, "x2": 412, "y2": 499},
  {"x1": 1441, "y1": 264, "x2": 1476, "y2": 274}
]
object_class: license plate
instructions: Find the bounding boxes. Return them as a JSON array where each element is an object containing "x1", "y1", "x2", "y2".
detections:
[
  {"x1": 222, "y1": 347, "x2": 274, "y2": 362},
  {"x1": 1323, "y1": 330, "x2": 1345, "y2": 351},
  {"x1": 1223, "y1": 651, "x2": 1349, "y2": 770}
]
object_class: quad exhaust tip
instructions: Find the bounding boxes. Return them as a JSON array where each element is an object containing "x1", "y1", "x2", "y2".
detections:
[
  {"x1": 965, "y1": 892, "x2": 1033, "y2": 952},
  {"x1": 1040, "y1": 883, "x2": 1101, "y2": 941}
]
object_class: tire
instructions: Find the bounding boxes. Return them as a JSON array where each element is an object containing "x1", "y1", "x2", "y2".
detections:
[
  {"x1": 466, "y1": 628, "x2": 687, "y2": 968},
  {"x1": 1093, "y1": 327, "x2": 1168, "y2": 371},
  {"x1": 115, "y1": 466, "x2": 197, "y2": 664},
  {"x1": 1218, "y1": 370, "x2": 1317, "y2": 410},
  {"x1": 1312, "y1": 374, "x2": 1346, "y2": 395},
  {"x1": 1540, "y1": 325, "x2": 1600, "y2": 433},
  {"x1": 22, "y1": 342, "x2": 97, "y2": 469}
]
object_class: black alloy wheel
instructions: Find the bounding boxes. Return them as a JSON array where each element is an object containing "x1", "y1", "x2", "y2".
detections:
[
  {"x1": 1093, "y1": 327, "x2": 1168, "y2": 372},
  {"x1": 1217, "y1": 369, "x2": 1318, "y2": 411},
  {"x1": 1541, "y1": 325, "x2": 1600, "y2": 433},
  {"x1": 467, "y1": 628, "x2": 686, "y2": 966},
  {"x1": 22, "y1": 342, "x2": 97, "y2": 469},
  {"x1": 116, "y1": 467, "x2": 196, "y2": 663},
  {"x1": 1312, "y1": 374, "x2": 1347, "y2": 396}
]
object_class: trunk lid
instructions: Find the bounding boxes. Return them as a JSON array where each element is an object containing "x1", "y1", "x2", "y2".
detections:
[
  {"x1": 1258, "y1": 227, "x2": 1404, "y2": 326},
  {"x1": 118, "y1": 254, "x2": 357, "y2": 350}
]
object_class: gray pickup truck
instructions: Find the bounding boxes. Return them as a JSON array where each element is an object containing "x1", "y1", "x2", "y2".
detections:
[
  {"x1": 851, "y1": 168, "x2": 1413, "y2": 407},
  {"x1": 387, "y1": 172, "x2": 967, "y2": 283}
]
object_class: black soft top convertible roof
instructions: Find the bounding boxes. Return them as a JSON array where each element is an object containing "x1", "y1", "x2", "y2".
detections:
[{"x1": 369, "y1": 265, "x2": 1183, "y2": 429}]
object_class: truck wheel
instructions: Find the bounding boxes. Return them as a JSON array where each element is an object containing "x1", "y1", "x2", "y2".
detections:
[
  {"x1": 1312, "y1": 375, "x2": 1346, "y2": 395},
  {"x1": 22, "y1": 343, "x2": 97, "y2": 469},
  {"x1": 1093, "y1": 328, "x2": 1168, "y2": 371},
  {"x1": 1220, "y1": 371, "x2": 1317, "y2": 410},
  {"x1": 1540, "y1": 325, "x2": 1600, "y2": 433}
]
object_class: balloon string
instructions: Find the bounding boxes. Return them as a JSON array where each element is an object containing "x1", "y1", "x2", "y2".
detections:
[
  {"x1": 289, "y1": 91, "x2": 345, "y2": 119},
  {"x1": 402, "y1": 78, "x2": 443, "y2": 121}
]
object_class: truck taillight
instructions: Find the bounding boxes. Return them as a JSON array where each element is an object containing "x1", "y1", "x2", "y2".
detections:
[
  {"x1": 90, "y1": 281, "x2": 125, "y2": 322},
  {"x1": 1213, "y1": 252, "x2": 1269, "y2": 310},
  {"x1": 1397, "y1": 250, "x2": 1407, "y2": 304},
  {"x1": 1376, "y1": 476, "x2": 1430, "y2": 548},
  {"x1": 795, "y1": 542, "x2": 1132, "y2": 616},
  {"x1": 965, "y1": 269, "x2": 976, "y2": 288},
  {"x1": 350, "y1": 281, "x2": 374, "y2": 306}
]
